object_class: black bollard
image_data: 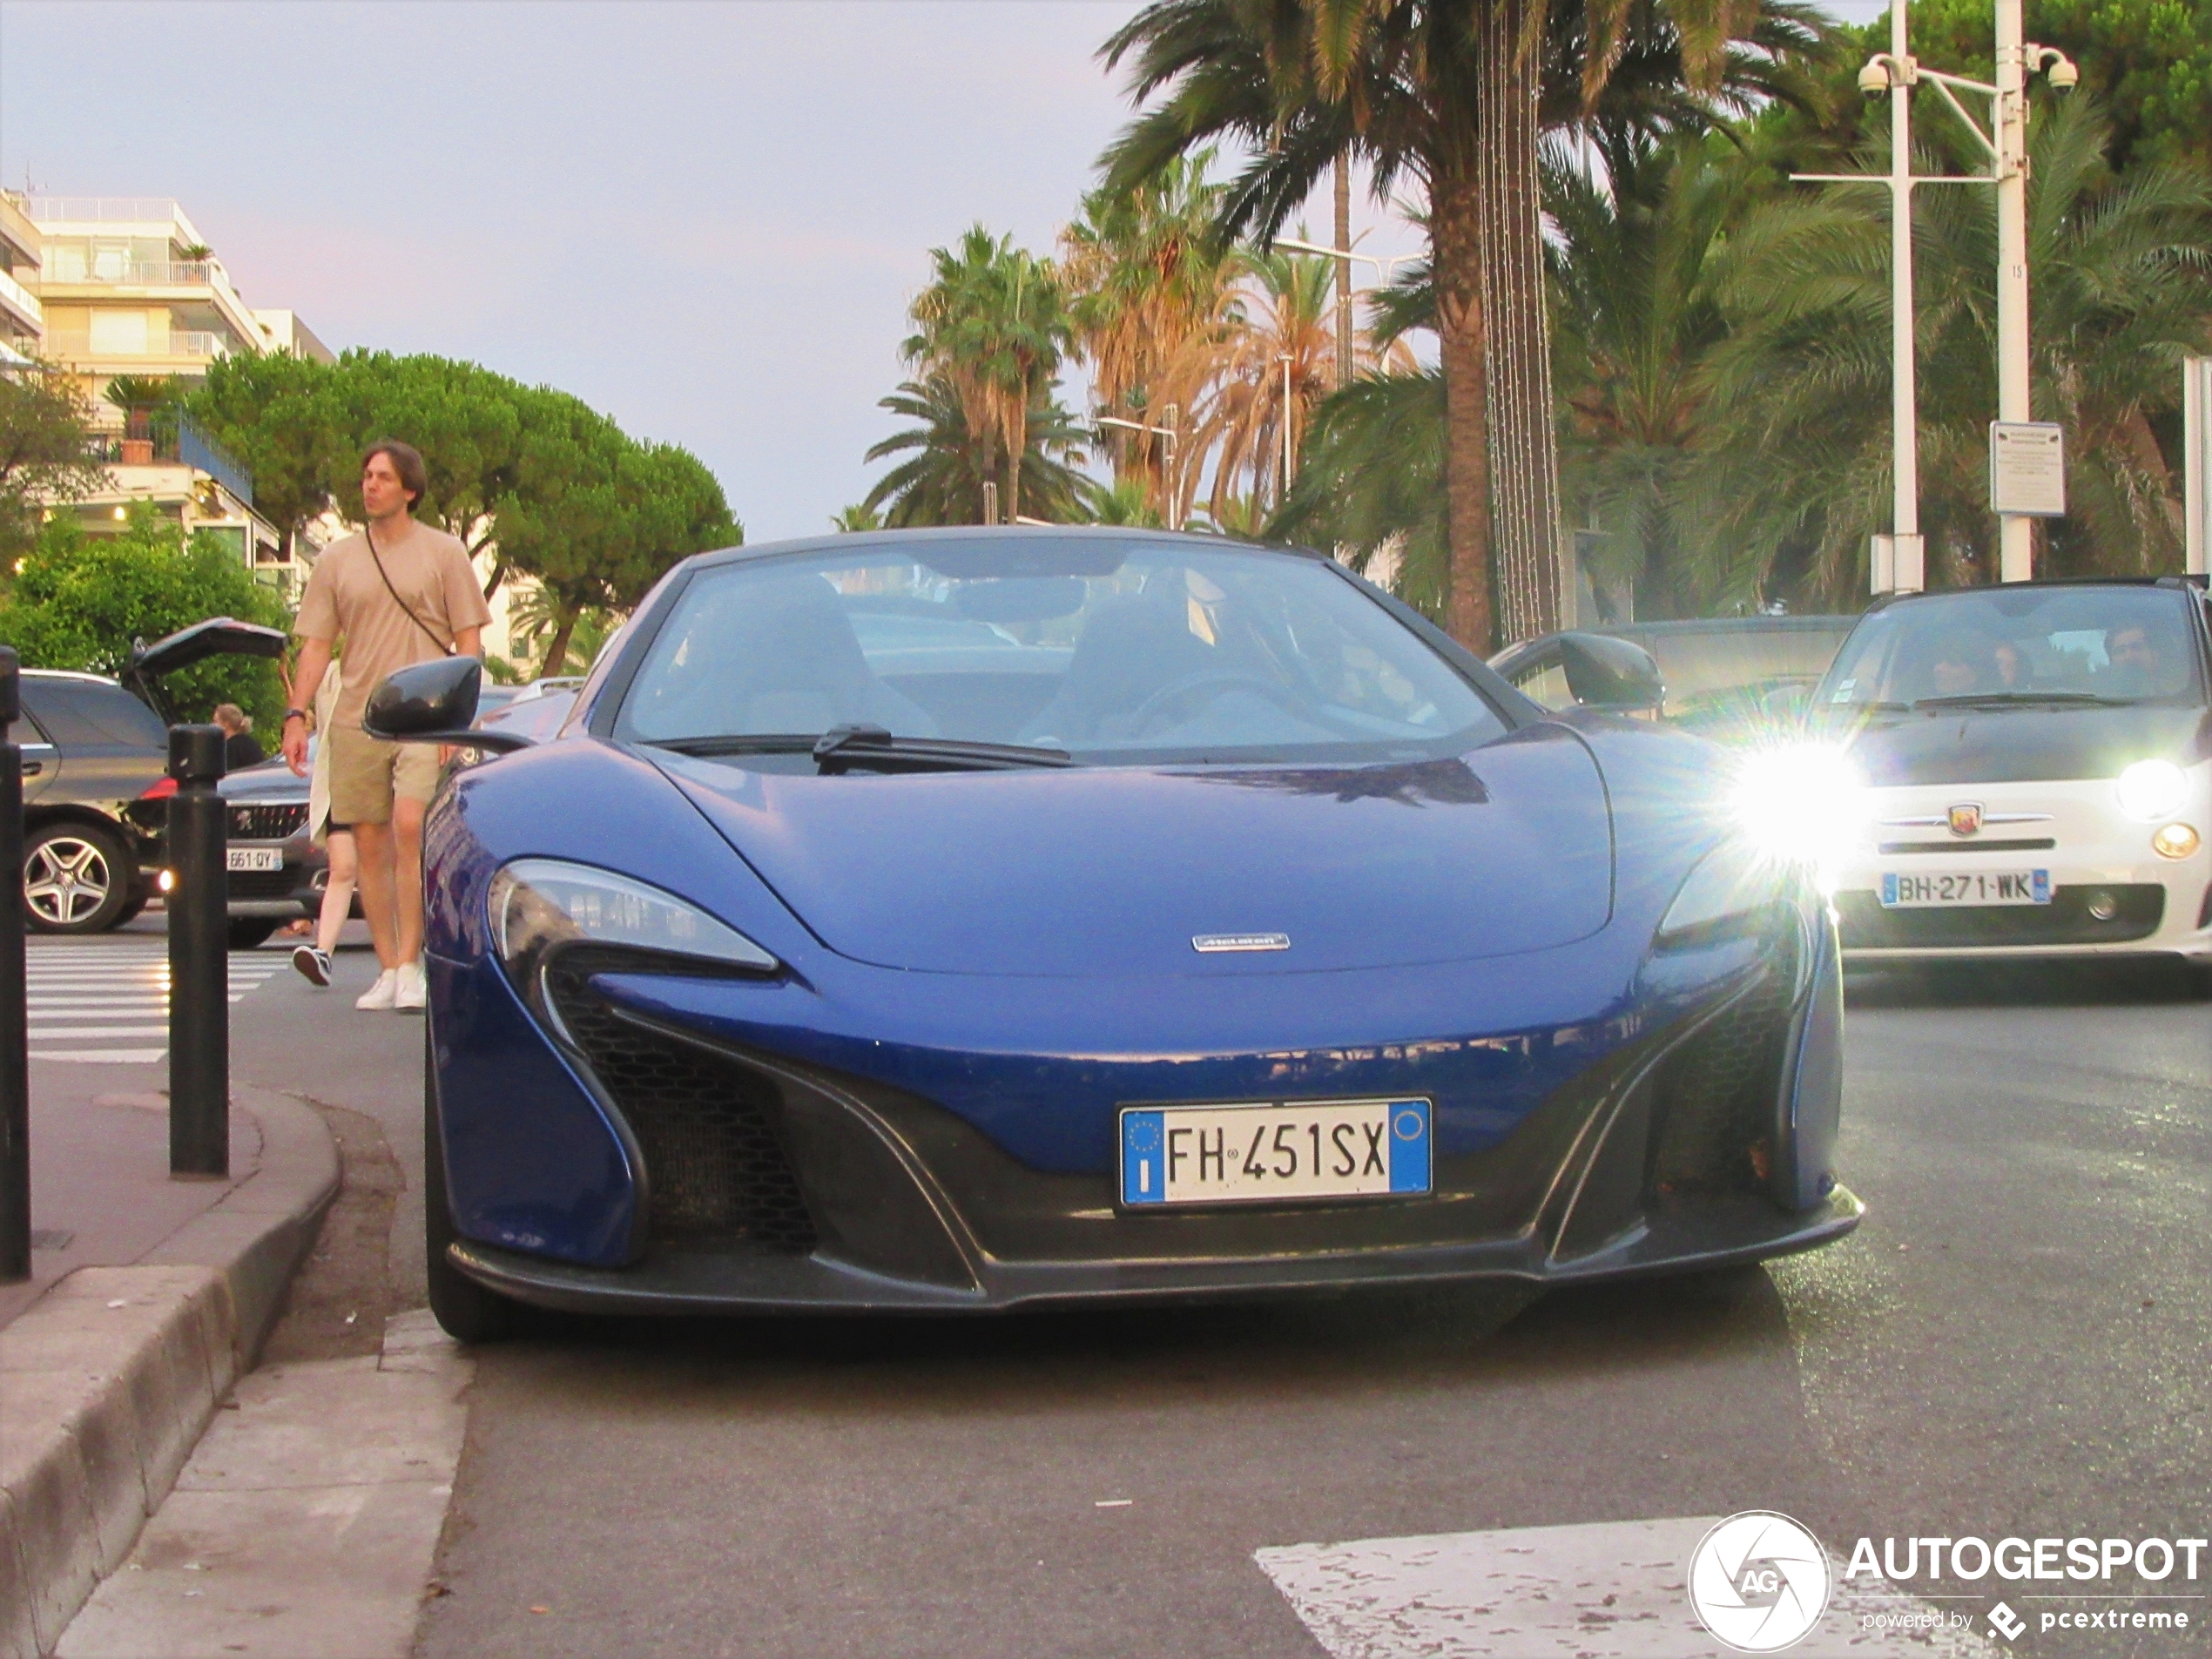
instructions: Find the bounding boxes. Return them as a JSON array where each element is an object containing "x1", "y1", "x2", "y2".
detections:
[
  {"x1": 1, "y1": 650, "x2": 27, "y2": 1281},
  {"x1": 167, "y1": 725, "x2": 228, "y2": 1177}
]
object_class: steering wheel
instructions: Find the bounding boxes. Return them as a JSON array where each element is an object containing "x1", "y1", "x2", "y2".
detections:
[{"x1": 1125, "y1": 671, "x2": 1315, "y2": 738}]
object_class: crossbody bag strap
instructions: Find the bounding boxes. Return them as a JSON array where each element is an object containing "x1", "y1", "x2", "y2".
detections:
[{"x1": 362, "y1": 524, "x2": 455, "y2": 657}]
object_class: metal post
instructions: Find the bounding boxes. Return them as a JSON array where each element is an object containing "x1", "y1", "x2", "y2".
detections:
[
  {"x1": 1994, "y1": 0, "x2": 2034, "y2": 582},
  {"x1": 1334, "y1": 154, "x2": 1354, "y2": 388},
  {"x1": 167, "y1": 725, "x2": 228, "y2": 1177},
  {"x1": 981, "y1": 480, "x2": 1000, "y2": 527},
  {"x1": 1280, "y1": 354, "x2": 1295, "y2": 504},
  {"x1": 0, "y1": 650, "x2": 28, "y2": 1282},
  {"x1": 2185, "y1": 357, "x2": 2209, "y2": 577},
  {"x1": 1888, "y1": 0, "x2": 1925, "y2": 593}
]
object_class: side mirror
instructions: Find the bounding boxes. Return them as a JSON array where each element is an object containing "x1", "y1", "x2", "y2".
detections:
[
  {"x1": 362, "y1": 658, "x2": 530, "y2": 752},
  {"x1": 1550, "y1": 632, "x2": 1665, "y2": 711}
]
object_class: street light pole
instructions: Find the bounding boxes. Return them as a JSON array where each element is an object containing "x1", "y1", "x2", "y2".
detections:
[
  {"x1": 1994, "y1": 0, "x2": 2034, "y2": 582},
  {"x1": 1803, "y1": 1, "x2": 2074, "y2": 594},
  {"x1": 1886, "y1": 0, "x2": 1924, "y2": 592}
]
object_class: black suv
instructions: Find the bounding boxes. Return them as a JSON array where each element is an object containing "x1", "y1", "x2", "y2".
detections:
[
  {"x1": 16, "y1": 669, "x2": 171, "y2": 933},
  {"x1": 13, "y1": 617, "x2": 289, "y2": 937}
]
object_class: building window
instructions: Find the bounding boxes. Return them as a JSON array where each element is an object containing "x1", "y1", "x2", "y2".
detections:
[{"x1": 89, "y1": 309, "x2": 150, "y2": 354}]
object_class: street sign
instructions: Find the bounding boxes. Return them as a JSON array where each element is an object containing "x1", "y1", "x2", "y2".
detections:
[{"x1": 1990, "y1": 421, "x2": 2067, "y2": 517}]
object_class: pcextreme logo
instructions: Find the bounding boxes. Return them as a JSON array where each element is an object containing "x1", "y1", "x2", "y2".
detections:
[{"x1": 1688, "y1": 1512, "x2": 1832, "y2": 1653}]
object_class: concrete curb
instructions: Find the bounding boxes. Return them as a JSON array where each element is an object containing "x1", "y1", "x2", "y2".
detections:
[{"x1": 0, "y1": 1091, "x2": 339, "y2": 1659}]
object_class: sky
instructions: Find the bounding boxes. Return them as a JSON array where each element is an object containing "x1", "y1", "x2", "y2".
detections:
[{"x1": 0, "y1": 1, "x2": 1875, "y2": 543}]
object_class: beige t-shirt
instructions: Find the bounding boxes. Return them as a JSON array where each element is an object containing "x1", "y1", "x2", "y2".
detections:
[{"x1": 295, "y1": 523, "x2": 493, "y2": 727}]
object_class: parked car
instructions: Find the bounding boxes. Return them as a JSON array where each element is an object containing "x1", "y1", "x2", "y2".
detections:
[
  {"x1": 1494, "y1": 615, "x2": 1858, "y2": 740},
  {"x1": 14, "y1": 669, "x2": 172, "y2": 933},
  {"x1": 372, "y1": 527, "x2": 1860, "y2": 1341},
  {"x1": 1807, "y1": 577, "x2": 2212, "y2": 968},
  {"x1": 11, "y1": 617, "x2": 289, "y2": 936}
]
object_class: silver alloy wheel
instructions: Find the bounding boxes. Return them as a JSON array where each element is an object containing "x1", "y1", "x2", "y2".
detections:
[{"x1": 25, "y1": 833, "x2": 115, "y2": 927}]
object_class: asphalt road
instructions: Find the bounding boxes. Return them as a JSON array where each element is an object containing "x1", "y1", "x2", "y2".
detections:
[{"x1": 105, "y1": 928, "x2": 2212, "y2": 1656}]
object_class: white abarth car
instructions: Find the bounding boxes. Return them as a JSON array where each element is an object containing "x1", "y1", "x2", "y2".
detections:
[{"x1": 1811, "y1": 578, "x2": 2212, "y2": 967}]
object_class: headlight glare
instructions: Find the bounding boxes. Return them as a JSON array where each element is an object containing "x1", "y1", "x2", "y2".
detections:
[
  {"x1": 488, "y1": 860, "x2": 779, "y2": 1040},
  {"x1": 1728, "y1": 741, "x2": 1863, "y2": 871},
  {"x1": 2152, "y1": 822, "x2": 2200, "y2": 860},
  {"x1": 2114, "y1": 759, "x2": 2188, "y2": 821}
]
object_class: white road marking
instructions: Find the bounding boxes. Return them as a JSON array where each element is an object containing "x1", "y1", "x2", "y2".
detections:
[
  {"x1": 1255, "y1": 1517, "x2": 1997, "y2": 1658},
  {"x1": 26, "y1": 941, "x2": 289, "y2": 1063}
]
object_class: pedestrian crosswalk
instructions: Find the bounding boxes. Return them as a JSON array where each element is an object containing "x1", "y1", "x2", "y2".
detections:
[{"x1": 25, "y1": 938, "x2": 288, "y2": 1064}]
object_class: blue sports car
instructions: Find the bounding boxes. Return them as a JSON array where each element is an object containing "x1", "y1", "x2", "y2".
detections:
[{"x1": 372, "y1": 529, "x2": 1862, "y2": 1340}]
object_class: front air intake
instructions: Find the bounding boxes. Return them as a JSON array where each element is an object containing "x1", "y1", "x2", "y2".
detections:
[
  {"x1": 1647, "y1": 952, "x2": 1795, "y2": 1197},
  {"x1": 543, "y1": 962, "x2": 819, "y2": 1253}
]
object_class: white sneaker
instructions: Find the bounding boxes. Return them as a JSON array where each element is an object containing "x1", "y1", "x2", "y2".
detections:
[
  {"x1": 355, "y1": 969, "x2": 399, "y2": 1011},
  {"x1": 393, "y1": 961, "x2": 428, "y2": 1012},
  {"x1": 293, "y1": 945, "x2": 332, "y2": 987}
]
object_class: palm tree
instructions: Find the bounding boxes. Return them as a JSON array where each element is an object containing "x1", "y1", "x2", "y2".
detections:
[
  {"x1": 1272, "y1": 368, "x2": 1451, "y2": 610},
  {"x1": 1696, "y1": 96, "x2": 2212, "y2": 602},
  {"x1": 861, "y1": 374, "x2": 1096, "y2": 528},
  {"x1": 903, "y1": 226, "x2": 1073, "y2": 522},
  {"x1": 1191, "y1": 245, "x2": 1413, "y2": 522},
  {"x1": 1100, "y1": 0, "x2": 1826, "y2": 648},
  {"x1": 1060, "y1": 152, "x2": 1244, "y2": 522},
  {"x1": 1548, "y1": 125, "x2": 1747, "y2": 616},
  {"x1": 830, "y1": 503, "x2": 884, "y2": 533}
]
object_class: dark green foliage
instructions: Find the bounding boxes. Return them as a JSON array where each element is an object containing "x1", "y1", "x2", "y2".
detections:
[{"x1": 0, "y1": 502, "x2": 290, "y2": 726}]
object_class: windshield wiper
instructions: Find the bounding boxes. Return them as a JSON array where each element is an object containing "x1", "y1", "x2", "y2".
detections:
[
  {"x1": 1912, "y1": 691, "x2": 2134, "y2": 711},
  {"x1": 649, "y1": 734, "x2": 818, "y2": 758},
  {"x1": 809, "y1": 725, "x2": 1073, "y2": 774}
]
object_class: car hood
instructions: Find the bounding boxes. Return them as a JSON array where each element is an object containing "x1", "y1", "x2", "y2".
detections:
[
  {"x1": 648, "y1": 728, "x2": 1615, "y2": 976},
  {"x1": 1823, "y1": 703, "x2": 2212, "y2": 787},
  {"x1": 219, "y1": 759, "x2": 307, "y2": 801}
]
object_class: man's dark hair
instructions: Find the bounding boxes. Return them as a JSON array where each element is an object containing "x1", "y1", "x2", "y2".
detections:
[{"x1": 361, "y1": 440, "x2": 428, "y2": 510}]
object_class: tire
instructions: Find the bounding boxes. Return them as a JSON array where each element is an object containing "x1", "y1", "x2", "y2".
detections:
[
  {"x1": 424, "y1": 1024, "x2": 521, "y2": 1343},
  {"x1": 24, "y1": 821, "x2": 136, "y2": 934},
  {"x1": 227, "y1": 918, "x2": 281, "y2": 951}
]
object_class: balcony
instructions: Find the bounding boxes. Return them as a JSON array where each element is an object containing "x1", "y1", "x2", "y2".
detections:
[
  {"x1": 23, "y1": 198, "x2": 184, "y2": 225},
  {"x1": 0, "y1": 266, "x2": 38, "y2": 334},
  {"x1": 42, "y1": 329, "x2": 231, "y2": 362},
  {"x1": 38, "y1": 259, "x2": 219, "y2": 287}
]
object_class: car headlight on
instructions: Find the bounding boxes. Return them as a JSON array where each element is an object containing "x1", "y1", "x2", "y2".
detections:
[
  {"x1": 2114, "y1": 759, "x2": 2189, "y2": 821},
  {"x1": 487, "y1": 859, "x2": 779, "y2": 1044},
  {"x1": 1658, "y1": 840, "x2": 1786, "y2": 943},
  {"x1": 1728, "y1": 741, "x2": 1863, "y2": 871}
]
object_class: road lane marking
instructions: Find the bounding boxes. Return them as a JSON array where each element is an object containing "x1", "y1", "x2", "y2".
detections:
[
  {"x1": 27, "y1": 941, "x2": 288, "y2": 1063},
  {"x1": 1255, "y1": 1517, "x2": 1997, "y2": 1657}
]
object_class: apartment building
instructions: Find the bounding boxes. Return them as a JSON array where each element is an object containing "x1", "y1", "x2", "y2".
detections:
[{"x1": 2, "y1": 193, "x2": 335, "y2": 597}]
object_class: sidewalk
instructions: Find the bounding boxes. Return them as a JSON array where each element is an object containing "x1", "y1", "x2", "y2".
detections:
[{"x1": 2, "y1": 939, "x2": 341, "y2": 1658}]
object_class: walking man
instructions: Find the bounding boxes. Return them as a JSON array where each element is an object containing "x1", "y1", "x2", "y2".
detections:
[{"x1": 281, "y1": 442, "x2": 490, "y2": 1011}]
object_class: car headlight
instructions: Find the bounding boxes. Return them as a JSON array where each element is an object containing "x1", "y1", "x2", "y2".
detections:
[
  {"x1": 2114, "y1": 759, "x2": 2188, "y2": 821},
  {"x1": 1728, "y1": 741, "x2": 1863, "y2": 870},
  {"x1": 1659, "y1": 840, "x2": 1790, "y2": 943},
  {"x1": 487, "y1": 859, "x2": 779, "y2": 1043}
]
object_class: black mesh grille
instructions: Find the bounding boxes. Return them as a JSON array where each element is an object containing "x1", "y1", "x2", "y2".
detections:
[
  {"x1": 1837, "y1": 885, "x2": 2163, "y2": 948},
  {"x1": 1649, "y1": 954, "x2": 1793, "y2": 1197},
  {"x1": 228, "y1": 802, "x2": 307, "y2": 840},
  {"x1": 543, "y1": 962, "x2": 818, "y2": 1252}
]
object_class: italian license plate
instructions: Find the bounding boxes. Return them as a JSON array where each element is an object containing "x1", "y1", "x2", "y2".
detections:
[
  {"x1": 226, "y1": 848, "x2": 284, "y2": 873},
  {"x1": 1119, "y1": 1098, "x2": 1432, "y2": 1207},
  {"x1": 1880, "y1": 869, "x2": 2050, "y2": 907}
]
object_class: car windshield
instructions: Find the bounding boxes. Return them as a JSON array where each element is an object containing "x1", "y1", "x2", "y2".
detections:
[
  {"x1": 1816, "y1": 587, "x2": 2204, "y2": 715},
  {"x1": 615, "y1": 536, "x2": 1507, "y2": 764}
]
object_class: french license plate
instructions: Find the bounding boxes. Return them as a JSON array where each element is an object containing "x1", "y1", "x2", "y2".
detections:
[
  {"x1": 1880, "y1": 869, "x2": 2049, "y2": 907},
  {"x1": 1119, "y1": 1098, "x2": 1432, "y2": 1207},
  {"x1": 226, "y1": 848, "x2": 284, "y2": 873}
]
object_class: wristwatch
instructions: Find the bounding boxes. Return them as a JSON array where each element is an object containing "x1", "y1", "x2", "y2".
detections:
[{"x1": 283, "y1": 708, "x2": 308, "y2": 724}]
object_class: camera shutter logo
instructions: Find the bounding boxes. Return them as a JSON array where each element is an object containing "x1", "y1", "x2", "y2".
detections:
[{"x1": 1687, "y1": 1511, "x2": 1832, "y2": 1652}]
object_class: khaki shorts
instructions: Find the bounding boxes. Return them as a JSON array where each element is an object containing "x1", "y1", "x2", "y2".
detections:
[{"x1": 327, "y1": 723, "x2": 441, "y2": 826}]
